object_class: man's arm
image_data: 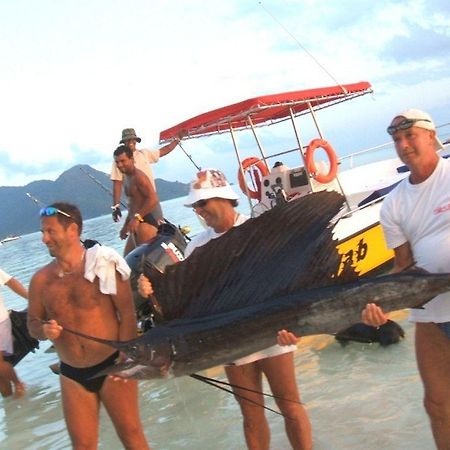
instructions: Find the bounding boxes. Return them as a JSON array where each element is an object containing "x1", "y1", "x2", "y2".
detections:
[
  {"x1": 362, "y1": 242, "x2": 414, "y2": 326},
  {"x1": 390, "y1": 241, "x2": 414, "y2": 273},
  {"x1": 112, "y1": 180, "x2": 123, "y2": 207},
  {"x1": 110, "y1": 274, "x2": 138, "y2": 341},
  {"x1": 159, "y1": 130, "x2": 188, "y2": 158},
  {"x1": 27, "y1": 272, "x2": 62, "y2": 341},
  {"x1": 6, "y1": 277, "x2": 28, "y2": 300}
]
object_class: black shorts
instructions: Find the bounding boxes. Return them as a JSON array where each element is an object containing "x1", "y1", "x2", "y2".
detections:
[
  {"x1": 143, "y1": 203, "x2": 163, "y2": 227},
  {"x1": 59, "y1": 351, "x2": 119, "y2": 393}
]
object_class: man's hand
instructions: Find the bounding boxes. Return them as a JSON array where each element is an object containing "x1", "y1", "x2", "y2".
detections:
[
  {"x1": 277, "y1": 329, "x2": 300, "y2": 346},
  {"x1": 112, "y1": 205, "x2": 122, "y2": 222},
  {"x1": 43, "y1": 319, "x2": 63, "y2": 341},
  {"x1": 119, "y1": 224, "x2": 129, "y2": 240},
  {"x1": 138, "y1": 274, "x2": 154, "y2": 298},
  {"x1": 361, "y1": 303, "x2": 389, "y2": 327}
]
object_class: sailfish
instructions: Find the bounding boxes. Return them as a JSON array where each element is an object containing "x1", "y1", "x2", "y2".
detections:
[{"x1": 59, "y1": 191, "x2": 450, "y2": 379}]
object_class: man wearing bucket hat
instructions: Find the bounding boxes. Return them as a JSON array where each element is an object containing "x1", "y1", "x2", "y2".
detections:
[
  {"x1": 361, "y1": 109, "x2": 450, "y2": 449},
  {"x1": 138, "y1": 168, "x2": 312, "y2": 450},
  {"x1": 110, "y1": 127, "x2": 186, "y2": 223}
]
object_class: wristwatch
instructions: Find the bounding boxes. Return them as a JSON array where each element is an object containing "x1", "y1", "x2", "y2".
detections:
[{"x1": 134, "y1": 213, "x2": 144, "y2": 223}]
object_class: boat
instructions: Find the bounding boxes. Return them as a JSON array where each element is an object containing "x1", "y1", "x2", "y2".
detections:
[
  {"x1": 0, "y1": 235, "x2": 20, "y2": 244},
  {"x1": 159, "y1": 81, "x2": 450, "y2": 277}
]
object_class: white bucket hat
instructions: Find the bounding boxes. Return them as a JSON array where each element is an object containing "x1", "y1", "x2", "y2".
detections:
[
  {"x1": 184, "y1": 169, "x2": 239, "y2": 207},
  {"x1": 390, "y1": 109, "x2": 443, "y2": 150}
]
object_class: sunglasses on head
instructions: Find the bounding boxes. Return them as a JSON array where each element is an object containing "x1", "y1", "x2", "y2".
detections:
[
  {"x1": 387, "y1": 118, "x2": 431, "y2": 136},
  {"x1": 39, "y1": 207, "x2": 72, "y2": 218},
  {"x1": 191, "y1": 199, "x2": 209, "y2": 209}
]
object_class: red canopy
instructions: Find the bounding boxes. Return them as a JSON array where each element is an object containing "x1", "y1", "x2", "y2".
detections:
[{"x1": 160, "y1": 81, "x2": 372, "y2": 143}]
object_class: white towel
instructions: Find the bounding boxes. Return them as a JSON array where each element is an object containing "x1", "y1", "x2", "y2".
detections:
[{"x1": 84, "y1": 244, "x2": 131, "y2": 295}]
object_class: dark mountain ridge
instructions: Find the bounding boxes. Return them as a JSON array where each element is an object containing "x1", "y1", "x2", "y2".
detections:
[{"x1": 0, "y1": 165, "x2": 189, "y2": 237}]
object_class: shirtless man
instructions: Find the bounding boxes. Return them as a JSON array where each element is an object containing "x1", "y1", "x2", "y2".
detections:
[
  {"x1": 114, "y1": 145, "x2": 163, "y2": 255},
  {"x1": 110, "y1": 127, "x2": 187, "y2": 222},
  {"x1": 27, "y1": 203, "x2": 150, "y2": 450}
]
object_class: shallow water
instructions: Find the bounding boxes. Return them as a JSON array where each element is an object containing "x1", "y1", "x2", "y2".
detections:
[{"x1": 0, "y1": 196, "x2": 434, "y2": 449}]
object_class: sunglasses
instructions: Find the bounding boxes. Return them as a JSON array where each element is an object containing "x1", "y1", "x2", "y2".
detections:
[
  {"x1": 191, "y1": 199, "x2": 209, "y2": 209},
  {"x1": 387, "y1": 118, "x2": 431, "y2": 136},
  {"x1": 39, "y1": 207, "x2": 72, "y2": 218}
]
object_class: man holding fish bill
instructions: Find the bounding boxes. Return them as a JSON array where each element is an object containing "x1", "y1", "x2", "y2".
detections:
[
  {"x1": 362, "y1": 109, "x2": 450, "y2": 450},
  {"x1": 27, "y1": 203, "x2": 150, "y2": 450},
  {"x1": 139, "y1": 168, "x2": 313, "y2": 450}
]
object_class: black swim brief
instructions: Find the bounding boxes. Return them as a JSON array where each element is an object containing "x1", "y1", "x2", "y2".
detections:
[
  {"x1": 59, "y1": 351, "x2": 119, "y2": 393},
  {"x1": 143, "y1": 203, "x2": 163, "y2": 227}
]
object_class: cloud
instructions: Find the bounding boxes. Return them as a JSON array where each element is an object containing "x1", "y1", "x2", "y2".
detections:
[{"x1": 1, "y1": 0, "x2": 449, "y2": 187}]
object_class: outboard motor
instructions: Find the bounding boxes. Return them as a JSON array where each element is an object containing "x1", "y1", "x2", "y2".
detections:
[{"x1": 126, "y1": 221, "x2": 187, "y2": 325}]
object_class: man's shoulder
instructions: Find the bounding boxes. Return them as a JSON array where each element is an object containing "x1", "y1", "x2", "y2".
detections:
[
  {"x1": 30, "y1": 262, "x2": 55, "y2": 284},
  {"x1": 136, "y1": 148, "x2": 158, "y2": 157},
  {"x1": 185, "y1": 229, "x2": 213, "y2": 255}
]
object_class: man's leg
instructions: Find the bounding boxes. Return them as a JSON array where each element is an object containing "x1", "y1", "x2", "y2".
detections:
[
  {"x1": 136, "y1": 223, "x2": 158, "y2": 246},
  {"x1": 225, "y1": 363, "x2": 270, "y2": 450},
  {"x1": 60, "y1": 376, "x2": 100, "y2": 450},
  {"x1": 416, "y1": 323, "x2": 450, "y2": 450},
  {"x1": 261, "y1": 352, "x2": 312, "y2": 450},
  {"x1": 100, "y1": 378, "x2": 150, "y2": 450}
]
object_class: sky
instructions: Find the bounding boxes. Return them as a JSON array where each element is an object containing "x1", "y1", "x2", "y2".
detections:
[{"x1": 1, "y1": 0, "x2": 450, "y2": 188}]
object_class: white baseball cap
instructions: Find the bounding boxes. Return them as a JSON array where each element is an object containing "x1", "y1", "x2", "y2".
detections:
[
  {"x1": 184, "y1": 169, "x2": 240, "y2": 207},
  {"x1": 389, "y1": 109, "x2": 443, "y2": 150}
]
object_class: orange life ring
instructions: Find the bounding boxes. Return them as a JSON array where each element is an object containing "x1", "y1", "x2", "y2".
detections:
[
  {"x1": 305, "y1": 138, "x2": 338, "y2": 184},
  {"x1": 238, "y1": 157, "x2": 269, "y2": 200}
]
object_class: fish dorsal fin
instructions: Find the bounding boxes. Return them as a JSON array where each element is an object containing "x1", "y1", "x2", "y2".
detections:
[{"x1": 151, "y1": 191, "x2": 357, "y2": 320}]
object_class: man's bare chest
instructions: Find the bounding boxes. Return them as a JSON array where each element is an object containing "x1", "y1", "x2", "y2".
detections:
[{"x1": 43, "y1": 274, "x2": 104, "y2": 316}]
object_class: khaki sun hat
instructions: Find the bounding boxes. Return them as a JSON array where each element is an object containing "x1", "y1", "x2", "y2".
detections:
[{"x1": 120, "y1": 128, "x2": 142, "y2": 144}]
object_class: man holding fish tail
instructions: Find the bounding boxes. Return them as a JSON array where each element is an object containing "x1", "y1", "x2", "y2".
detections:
[
  {"x1": 138, "y1": 169, "x2": 312, "y2": 450},
  {"x1": 28, "y1": 202, "x2": 150, "y2": 450},
  {"x1": 362, "y1": 110, "x2": 450, "y2": 450}
]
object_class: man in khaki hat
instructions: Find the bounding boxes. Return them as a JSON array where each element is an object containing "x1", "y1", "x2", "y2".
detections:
[
  {"x1": 362, "y1": 109, "x2": 450, "y2": 449},
  {"x1": 138, "y1": 168, "x2": 312, "y2": 450},
  {"x1": 110, "y1": 128, "x2": 186, "y2": 223}
]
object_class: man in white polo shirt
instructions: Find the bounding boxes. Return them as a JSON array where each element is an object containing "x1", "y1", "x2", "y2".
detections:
[{"x1": 362, "y1": 109, "x2": 449, "y2": 449}]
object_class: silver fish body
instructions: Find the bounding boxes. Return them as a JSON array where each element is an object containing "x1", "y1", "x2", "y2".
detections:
[{"x1": 93, "y1": 269, "x2": 450, "y2": 379}]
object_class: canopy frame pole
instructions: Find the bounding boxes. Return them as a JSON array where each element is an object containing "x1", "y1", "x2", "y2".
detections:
[
  {"x1": 230, "y1": 123, "x2": 255, "y2": 217},
  {"x1": 289, "y1": 107, "x2": 315, "y2": 193},
  {"x1": 247, "y1": 116, "x2": 270, "y2": 171},
  {"x1": 306, "y1": 102, "x2": 351, "y2": 211}
]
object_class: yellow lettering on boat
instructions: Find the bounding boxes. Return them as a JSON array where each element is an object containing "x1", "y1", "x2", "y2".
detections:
[{"x1": 336, "y1": 223, "x2": 394, "y2": 276}]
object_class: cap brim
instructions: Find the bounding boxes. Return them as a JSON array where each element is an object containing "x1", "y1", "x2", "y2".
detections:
[{"x1": 184, "y1": 185, "x2": 240, "y2": 207}]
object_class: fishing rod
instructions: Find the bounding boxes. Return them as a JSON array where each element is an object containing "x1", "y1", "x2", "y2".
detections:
[
  {"x1": 79, "y1": 166, "x2": 127, "y2": 209},
  {"x1": 190, "y1": 374, "x2": 293, "y2": 419},
  {"x1": 26, "y1": 192, "x2": 45, "y2": 207},
  {"x1": 177, "y1": 140, "x2": 201, "y2": 171},
  {"x1": 258, "y1": 1, "x2": 348, "y2": 94}
]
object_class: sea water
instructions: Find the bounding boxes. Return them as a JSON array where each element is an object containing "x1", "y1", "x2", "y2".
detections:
[{"x1": 0, "y1": 196, "x2": 434, "y2": 449}]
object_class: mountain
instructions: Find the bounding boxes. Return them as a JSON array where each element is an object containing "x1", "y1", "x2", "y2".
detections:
[{"x1": 0, "y1": 164, "x2": 189, "y2": 237}]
